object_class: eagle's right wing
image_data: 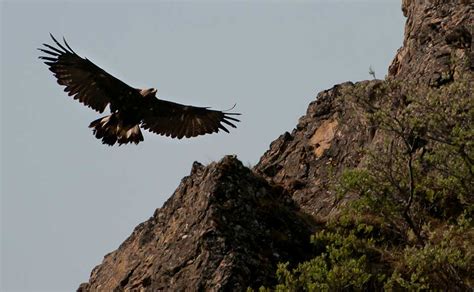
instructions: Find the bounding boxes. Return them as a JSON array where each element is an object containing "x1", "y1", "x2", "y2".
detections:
[{"x1": 39, "y1": 34, "x2": 138, "y2": 113}]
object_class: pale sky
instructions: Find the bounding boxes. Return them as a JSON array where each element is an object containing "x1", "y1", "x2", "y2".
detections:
[{"x1": 1, "y1": 1, "x2": 404, "y2": 291}]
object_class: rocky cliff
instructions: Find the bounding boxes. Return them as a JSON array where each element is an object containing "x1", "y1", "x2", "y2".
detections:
[
  {"x1": 79, "y1": 1, "x2": 472, "y2": 291},
  {"x1": 78, "y1": 157, "x2": 316, "y2": 291},
  {"x1": 389, "y1": 0, "x2": 472, "y2": 85},
  {"x1": 256, "y1": 0, "x2": 472, "y2": 219}
]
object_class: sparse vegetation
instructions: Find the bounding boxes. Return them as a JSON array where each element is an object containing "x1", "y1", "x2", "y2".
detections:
[{"x1": 368, "y1": 66, "x2": 376, "y2": 79}]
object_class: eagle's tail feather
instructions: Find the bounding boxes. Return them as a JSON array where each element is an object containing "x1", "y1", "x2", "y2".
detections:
[{"x1": 89, "y1": 114, "x2": 144, "y2": 146}]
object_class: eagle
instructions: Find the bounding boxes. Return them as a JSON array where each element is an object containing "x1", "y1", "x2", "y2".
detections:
[{"x1": 38, "y1": 34, "x2": 240, "y2": 146}]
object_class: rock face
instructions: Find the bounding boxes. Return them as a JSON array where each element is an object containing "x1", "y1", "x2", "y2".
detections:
[
  {"x1": 255, "y1": 0, "x2": 472, "y2": 217},
  {"x1": 78, "y1": 157, "x2": 315, "y2": 291},
  {"x1": 255, "y1": 80, "x2": 379, "y2": 218},
  {"x1": 388, "y1": 0, "x2": 472, "y2": 85},
  {"x1": 79, "y1": 1, "x2": 472, "y2": 291}
]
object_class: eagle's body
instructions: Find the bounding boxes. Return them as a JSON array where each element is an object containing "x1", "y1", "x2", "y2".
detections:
[{"x1": 39, "y1": 34, "x2": 240, "y2": 145}]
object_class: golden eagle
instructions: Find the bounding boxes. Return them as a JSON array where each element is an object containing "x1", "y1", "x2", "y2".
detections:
[{"x1": 39, "y1": 34, "x2": 240, "y2": 146}]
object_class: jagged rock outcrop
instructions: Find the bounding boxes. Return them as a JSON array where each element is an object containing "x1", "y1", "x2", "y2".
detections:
[
  {"x1": 255, "y1": 80, "x2": 380, "y2": 218},
  {"x1": 388, "y1": 0, "x2": 472, "y2": 85},
  {"x1": 79, "y1": 1, "x2": 472, "y2": 291},
  {"x1": 78, "y1": 157, "x2": 315, "y2": 291}
]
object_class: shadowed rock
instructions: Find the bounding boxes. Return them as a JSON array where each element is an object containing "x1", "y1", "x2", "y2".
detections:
[{"x1": 78, "y1": 156, "x2": 315, "y2": 291}]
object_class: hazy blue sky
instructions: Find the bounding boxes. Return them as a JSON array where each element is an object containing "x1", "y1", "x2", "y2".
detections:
[{"x1": 1, "y1": 1, "x2": 404, "y2": 291}]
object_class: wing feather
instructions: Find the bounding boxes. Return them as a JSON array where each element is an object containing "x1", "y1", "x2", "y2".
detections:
[
  {"x1": 141, "y1": 98, "x2": 240, "y2": 139},
  {"x1": 42, "y1": 43, "x2": 65, "y2": 54},
  {"x1": 39, "y1": 34, "x2": 139, "y2": 113}
]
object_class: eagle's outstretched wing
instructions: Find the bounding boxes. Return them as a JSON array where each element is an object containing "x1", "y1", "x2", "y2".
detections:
[
  {"x1": 40, "y1": 34, "x2": 240, "y2": 144},
  {"x1": 141, "y1": 99, "x2": 241, "y2": 139},
  {"x1": 38, "y1": 34, "x2": 138, "y2": 113}
]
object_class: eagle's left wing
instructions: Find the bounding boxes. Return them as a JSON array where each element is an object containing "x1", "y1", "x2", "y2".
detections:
[
  {"x1": 140, "y1": 98, "x2": 240, "y2": 139},
  {"x1": 38, "y1": 34, "x2": 139, "y2": 113}
]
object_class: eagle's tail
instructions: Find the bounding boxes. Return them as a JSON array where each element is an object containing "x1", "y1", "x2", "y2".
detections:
[{"x1": 89, "y1": 114, "x2": 144, "y2": 146}]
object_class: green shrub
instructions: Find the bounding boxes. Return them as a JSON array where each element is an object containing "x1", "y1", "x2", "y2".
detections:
[{"x1": 269, "y1": 230, "x2": 376, "y2": 291}]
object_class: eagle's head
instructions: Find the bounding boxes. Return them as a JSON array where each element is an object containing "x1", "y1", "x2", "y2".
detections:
[{"x1": 140, "y1": 88, "x2": 157, "y2": 96}]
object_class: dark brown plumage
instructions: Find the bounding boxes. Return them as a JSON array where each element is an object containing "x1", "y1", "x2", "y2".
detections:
[{"x1": 38, "y1": 34, "x2": 240, "y2": 145}]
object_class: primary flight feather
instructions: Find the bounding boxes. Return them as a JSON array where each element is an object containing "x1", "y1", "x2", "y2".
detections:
[{"x1": 38, "y1": 34, "x2": 240, "y2": 145}]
